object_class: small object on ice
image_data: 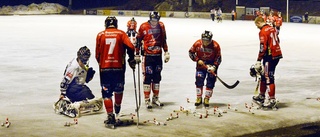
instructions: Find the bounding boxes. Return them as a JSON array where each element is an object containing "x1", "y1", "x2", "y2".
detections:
[
  {"x1": 223, "y1": 109, "x2": 227, "y2": 113},
  {"x1": 2, "y1": 118, "x2": 11, "y2": 128}
]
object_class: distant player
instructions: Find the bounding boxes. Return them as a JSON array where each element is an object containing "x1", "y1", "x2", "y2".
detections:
[
  {"x1": 136, "y1": 11, "x2": 170, "y2": 109},
  {"x1": 216, "y1": 8, "x2": 222, "y2": 23},
  {"x1": 252, "y1": 17, "x2": 283, "y2": 108},
  {"x1": 274, "y1": 12, "x2": 283, "y2": 35},
  {"x1": 210, "y1": 8, "x2": 216, "y2": 21},
  {"x1": 96, "y1": 16, "x2": 139, "y2": 126},
  {"x1": 188, "y1": 30, "x2": 222, "y2": 108},
  {"x1": 266, "y1": 11, "x2": 275, "y2": 27},
  {"x1": 126, "y1": 17, "x2": 138, "y2": 45}
]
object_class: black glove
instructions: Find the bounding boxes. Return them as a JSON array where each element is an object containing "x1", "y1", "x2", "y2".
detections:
[
  {"x1": 129, "y1": 59, "x2": 136, "y2": 70},
  {"x1": 86, "y1": 67, "x2": 95, "y2": 83}
]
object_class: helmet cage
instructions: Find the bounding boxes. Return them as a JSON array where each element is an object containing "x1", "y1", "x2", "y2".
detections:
[
  {"x1": 201, "y1": 30, "x2": 213, "y2": 41},
  {"x1": 149, "y1": 11, "x2": 160, "y2": 21},
  {"x1": 77, "y1": 46, "x2": 91, "y2": 64}
]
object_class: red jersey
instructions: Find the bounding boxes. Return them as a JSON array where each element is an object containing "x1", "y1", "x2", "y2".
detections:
[
  {"x1": 96, "y1": 28, "x2": 135, "y2": 69},
  {"x1": 257, "y1": 25, "x2": 283, "y2": 61},
  {"x1": 267, "y1": 15, "x2": 275, "y2": 25},
  {"x1": 127, "y1": 20, "x2": 137, "y2": 31},
  {"x1": 137, "y1": 21, "x2": 168, "y2": 56},
  {"x1": 189, "y1": 39, "x2": 222, "y2": 68},
  {"x1": 274, "y1": 16, "x2": 283, "y2": 27},
  {"x1": 262, "y1": 14, "x2": 267, "y2": 22}
]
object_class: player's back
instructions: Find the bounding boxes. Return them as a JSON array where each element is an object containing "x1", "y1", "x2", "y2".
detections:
[{"x1": 96, "y1": 28, "x2": 128, "y2": 69}]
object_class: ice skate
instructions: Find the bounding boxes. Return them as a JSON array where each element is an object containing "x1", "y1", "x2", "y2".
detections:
[
  {"x1": 145, "y1": 99, "x2": 152, "y2": 109},
  {"x1": 203, "y1": 98, "x2": 210, "y2": 108},
  {"x1": 263, "y1": 99, "x2": 278, "y2": 110},
  {"x1": 53, "y1": 98, "x2": 79, "y2": 118},
  {"x1": 252, "y1": 94, "x2": 265, "y2": 107},
  {"x1": 194, "y1": 97, "x2": 202, "y2": 106},
  {"x1": 104, "y1": 113, "x2": 116, "y2": 129},
  {"x1": 78, "y1": 98, "x2": 103, "y2": 114},
  {"x1": 152, "y1": 96, "x2": 164, "y2": 107}
]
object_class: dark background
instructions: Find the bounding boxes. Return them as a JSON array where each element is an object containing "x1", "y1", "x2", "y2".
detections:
[
  {"x1": 0, "y1": 0, "x2": 319, "y2": 15},
  {"x1": 0, "y1": 0, "x2": 128, "y2": 9}
]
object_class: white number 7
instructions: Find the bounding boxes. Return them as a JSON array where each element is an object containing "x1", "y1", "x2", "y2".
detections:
[{"x1": 106, "y1": 38, "x2": 116, "y2": 55}]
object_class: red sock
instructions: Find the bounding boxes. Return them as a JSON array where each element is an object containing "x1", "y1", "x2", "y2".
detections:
[
  {"x1": 260, "y1": 81, "x2": 266, "y2": 95},
  {"x1": 103, "y1": 98, "x2": 113, "y2": 114},
  {"x1": 267, "y1": 84, "x2": 276, "y2": 98},
  {"x1": 114, "y1": 93, "x2": 123, "y2": 105}
]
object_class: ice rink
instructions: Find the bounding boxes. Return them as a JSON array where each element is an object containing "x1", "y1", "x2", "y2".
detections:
[{"x1": 0, "y1": 15, "x2": 319, "y2": 136}]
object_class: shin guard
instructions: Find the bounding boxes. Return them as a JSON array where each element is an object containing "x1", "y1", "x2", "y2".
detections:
[
  {"x1": 205, "y1": 88, "x2": 213, "y2": 98},
  {"x1": 196, "y1": 87, "x2": 203, "y2": 98},
  {"x1": 144, "y1": 84, "x2": 151, "y2": 99},
  {"x1": 103, "y1": 98, "x2": 113, "y2": 114},
  {"x1": 152, "y1": 83, "x2": 160, "y2": 97},
  {"x1": 267, "y1": 84, "x2": 276, "y2": 99},
  {"x1": 260, "y1": 81, "x2": 267, "y2": 95}
]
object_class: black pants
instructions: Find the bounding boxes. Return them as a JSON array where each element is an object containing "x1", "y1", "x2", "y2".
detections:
[{"x1": 66, "y1": 81, "x2": 95, "y2": 103}]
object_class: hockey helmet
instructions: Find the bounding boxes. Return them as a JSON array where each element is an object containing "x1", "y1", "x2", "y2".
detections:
[
  {"x1": 149, "y1": 11, "x2": 160, "y2": 21},
  {"x1": 249, "y1": 65, "x2": 257, "y2": 77},
  {"x1": 201, "y1": 30, "x2": 213, "y2": 41},
  {"x1": 77, "y1": 46, "x2": 91, "y2": 64},
  {"x1": 131, "y1": 17, "x2": 135, "y2": 21},
  {"x1": 105, "y1": 16, "x2": 118, "y2": 28}
]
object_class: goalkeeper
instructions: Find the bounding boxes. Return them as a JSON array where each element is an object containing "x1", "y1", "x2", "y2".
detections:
[{"x1": 59, "y1": 46, "x2": 96, "y2": 102}]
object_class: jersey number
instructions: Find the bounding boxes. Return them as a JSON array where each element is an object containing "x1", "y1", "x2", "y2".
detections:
[
  {"x1": 106, "y1": 38, "x2": 116, "y2": 55},
  {"x1": 270, "y1": 32, "x2": 278, "y2": 46}
]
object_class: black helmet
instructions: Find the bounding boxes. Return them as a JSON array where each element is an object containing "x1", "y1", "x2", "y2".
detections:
[
  {"x1": 105, "y1": 16, "x2": 118, "y2": 28},
  {"x1": 249, "y1": 65, "x2": 257, "y2": 77},
  {"x1": 77, "y1": 46, "x2": 91, "y2": 64},
  {"x1": 149, "y1": 11, "x2": 160, "y2": 21},
  {"x1": 201, "y1": 30, "x2": 213, "y2": 41},
  {"x1": 131, "y1": 17, "x2": 135, "y2": 21}
]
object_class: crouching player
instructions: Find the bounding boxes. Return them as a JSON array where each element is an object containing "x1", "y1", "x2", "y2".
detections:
[{"x1": 54, "y1": 46, "x2": 103, "y2": 117}]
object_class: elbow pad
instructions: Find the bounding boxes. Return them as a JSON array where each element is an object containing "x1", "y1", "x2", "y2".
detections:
[
  {"x1": 60, "y1": 77, "x2": 69, "y2": 94},
  {"x1": 189, "y1": 52, "x2": 197, "y2": 61}
]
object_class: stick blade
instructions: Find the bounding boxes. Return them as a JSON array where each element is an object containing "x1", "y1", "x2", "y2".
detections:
[{"x1": 225, "y1": 80, "x2": 240, "y2": 89}]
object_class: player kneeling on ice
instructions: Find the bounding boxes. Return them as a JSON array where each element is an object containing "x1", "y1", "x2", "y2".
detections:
[
  {"x1": 189, "y1": 30, "x2": 222, "y2": 108},
  {"x1": 252, "y1": 17, "x2": 283, "y2": 109},
  {"x1": 54, "y1": 46, "x2": 103, "y2": 118}
]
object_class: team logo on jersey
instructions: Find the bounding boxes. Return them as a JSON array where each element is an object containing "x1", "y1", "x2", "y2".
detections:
[
  {"x1": 66, "y1": 72, "x2": 73, "y2": 78},
  {"x1": 147, "y1": 46, "x2": 161, "y2": 51},
  {"x1": 203, "y1": 48, "x2": 212, "y2": 52}
]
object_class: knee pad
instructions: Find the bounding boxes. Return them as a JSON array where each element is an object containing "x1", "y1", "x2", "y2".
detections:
[
  {"x1": 152, "y1": 83, "x2": 160, "y2": 91},
  {"x1": 144, "y1": 84, "x2": 151, "y2": 92},
  {"x1": 145, "y1": 66, "x2": 153, "y2": 74},
  {"x1": 205, "y1": 89, "x2": 213, "y2": 98},
  {"x1": 101, "y1": 84, "x2": 113, "y2": 98},
  {"x1": 114, "y1": 83, "x2": 124, "y2": 92},
  {"x1": 195, "y1": 71, "x2": 205, "y2": 87},
  {"x1": 206, "y1": 77, "x2": 216, "y2": 89},
  {"x1": 155, "y1": 65, "x2": 162, "y2": 72}
]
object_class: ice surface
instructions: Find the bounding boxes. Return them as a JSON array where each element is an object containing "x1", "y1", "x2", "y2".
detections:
[{"x1": 0, "y1": 15, "x2": 319, "y2": 137}]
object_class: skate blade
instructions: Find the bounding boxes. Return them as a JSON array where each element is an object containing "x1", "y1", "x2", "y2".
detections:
[{"x1": 105, "y1": 124, "x2": 115, "y2": 129}]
